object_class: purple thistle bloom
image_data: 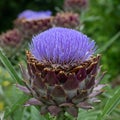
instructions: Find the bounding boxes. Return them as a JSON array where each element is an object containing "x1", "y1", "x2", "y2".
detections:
[
  {"x1": 18, "y1": 27, "x2": 105, "y2": 118},
  {"x1": 30, "y1": 27, "x2": 96, "y2": 64},
  {"x1": 18, "y1": 10, "x2": 52, "y2": 20}
]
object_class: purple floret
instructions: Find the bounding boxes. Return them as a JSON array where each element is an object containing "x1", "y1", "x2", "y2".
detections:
[
  {"x1": 30, "y1": 27, "x2": 96, "y2": 64},
  {"x1": 18, "y1": 10, "x2": 52, "y2": 20}
]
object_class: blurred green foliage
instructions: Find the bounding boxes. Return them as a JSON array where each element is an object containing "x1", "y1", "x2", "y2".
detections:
[{"x1": 82, "y1": 0, "x2": 120, "y2": 80}]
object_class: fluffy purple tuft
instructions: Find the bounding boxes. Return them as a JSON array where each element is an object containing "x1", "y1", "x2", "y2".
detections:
[
  {"x1": 18, "y1": 10, "x2": 52, "y2": 20},
  {"x1": 30, "y1": 27, "x2": 96, "y2": 64}
]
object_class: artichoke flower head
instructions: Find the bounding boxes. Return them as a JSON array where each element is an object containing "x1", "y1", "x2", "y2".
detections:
[
  {"x1": 14, "y1": 10, "x2": 53, "y2": 39},
  {"x1": 18, "y1": 27, "x2": 105, "y2": 117},
  {"x1": 53, "y1": 12, "x2": 80, "y2": 29},
  {"x1": 18, "y1": 10, "x2": 52, "y2": 20},
  {"x1": 64, "y1": 0, "x2": 88, "y2": 13}
]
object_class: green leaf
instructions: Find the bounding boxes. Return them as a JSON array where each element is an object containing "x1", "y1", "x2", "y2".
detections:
[
  {"x1": 78, "y1": 109, "x2": 100, "y2": 120},
  {"x1": 4, "y1": 94, "x2": 29, "y2": 118},
  {"x1": 30, "y1": 106, "x2": 46, "y2": 120},
  {"x1": 0, "y1": 50, "x2": 22, "y2": 84},
  {"x1": 97, "y1": 87, "x2": 120, "y2": 120},
  {"x1": 13, "y1": 108, "x2": 25, "y2": 120}
]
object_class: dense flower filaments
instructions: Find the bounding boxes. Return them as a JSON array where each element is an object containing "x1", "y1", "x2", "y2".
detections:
[
  {"x1": 53, "y1": 12, "x2": 80, "y2": 28},
  {"x1": 14, "y1": 10, "x2": 53, "y2": 39},
  {"x1": 30, "y1": 28, "x2": 95, "y2": 64},
  {"x1": 18, "y1": 27, "x2": 105, "y2": 117}
]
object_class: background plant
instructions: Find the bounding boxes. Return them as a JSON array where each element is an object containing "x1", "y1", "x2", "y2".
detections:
[{"x1": 0, "y1": 0, "x2": 120, "y2": 120}]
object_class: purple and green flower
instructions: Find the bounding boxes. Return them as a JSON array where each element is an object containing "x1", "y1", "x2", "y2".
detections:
[{"x1": 18, "y1": 27, "x2": 105, "y2": 118}]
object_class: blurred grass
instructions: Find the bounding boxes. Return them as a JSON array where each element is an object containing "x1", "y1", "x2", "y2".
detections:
[
  {"x1": 0, "y1": 50, "x2": 22, "y2": 84},
  {"x1": 97, "y1": 87, "x2": 120, "y2": 120}
]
